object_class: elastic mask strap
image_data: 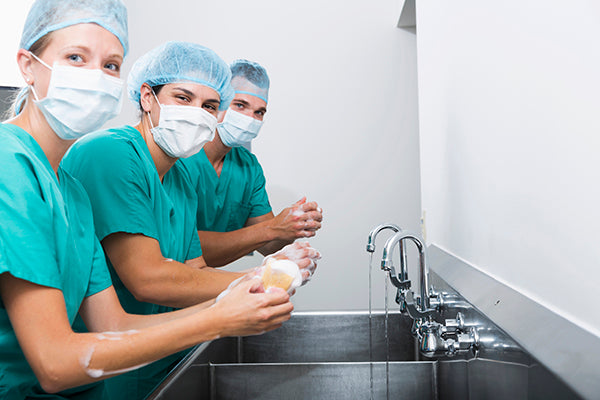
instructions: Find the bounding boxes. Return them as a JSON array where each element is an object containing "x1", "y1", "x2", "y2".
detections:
[
  {"x1": 29, "y1": 85, "x2": 41, "y2": 101},
  {"x1": 147, "y1": 89, "x2": 162, "y2": 129},
  {"x1": 151, "y1": 90, "x2": 163, "y2": 108},
  {"x1": 28, "y1": 52, "x2": 51, "y2": 102},
  {"x1": 146, "y1": 111, "x2": 155, "y2": 129},
  {"x1": 29, "y1": 52, "x2": 52, "y2": 70}
]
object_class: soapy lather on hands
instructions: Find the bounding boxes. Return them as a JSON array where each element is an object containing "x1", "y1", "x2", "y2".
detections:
[
  {"x1": 260, "y1": 259, "x2": 302, "y2": 292},
  {"x1": 216, "y1": 242, "x2": 321, "y2": 301},
  {"x1": 262, "y1": 241, "x2": 320, "y2": 285}
]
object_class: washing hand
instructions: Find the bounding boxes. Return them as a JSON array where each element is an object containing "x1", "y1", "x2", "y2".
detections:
[
  {"x1": 216, "y1": 242, "x2": 320, "y2": 303},
  {"x1": 270, "y1": 197, "x2": 323, "y2": 241},
  {"x1": 264, "y1": 242, "x2": 321, "y2": 285},
  {"x1": 212, "y1": 278, "x2": 293, "y2": 337}
]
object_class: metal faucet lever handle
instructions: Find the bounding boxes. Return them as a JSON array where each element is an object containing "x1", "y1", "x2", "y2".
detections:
[{"x1": 443, "y1": 312, "x2": 465, "y2": 334}]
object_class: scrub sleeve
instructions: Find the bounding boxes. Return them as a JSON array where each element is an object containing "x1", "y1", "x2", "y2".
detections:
[
  {"x1": 62, "y1": 125, "x2": 202, "y2": 400},
  {"x1": 0, "y1": 124, "x2": 112, "y2": 400},
  {"x1": 182, "y1": 146, "x2": 272, "y2": 233}
]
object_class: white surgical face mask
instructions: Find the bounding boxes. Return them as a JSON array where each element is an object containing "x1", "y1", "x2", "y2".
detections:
[
  {"x1": 217, "y1": 109, "x2": 263, "y2": 148},
  {"x1": 30, "y1": 53, "x2": 123, "y2": 140},
  {"x1": 149, "y1": 92, "x2": 217, "y2": 159}
]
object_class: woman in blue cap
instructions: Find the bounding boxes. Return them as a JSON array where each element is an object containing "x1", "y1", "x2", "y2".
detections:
[
  {"x1": 61, "y1": 41, "x2": 320, "y2": 399},
  {"x1": 0, "y1": 3, "x2": 295, "y2": 399}
]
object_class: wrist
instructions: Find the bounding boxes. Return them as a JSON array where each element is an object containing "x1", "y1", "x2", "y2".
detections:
[
  {"x1": 196, "y1": 304, "x2": 228, "y2": 340},
  {"x1": 260, "y1": 219, "x2": 279, "y2": 242}
]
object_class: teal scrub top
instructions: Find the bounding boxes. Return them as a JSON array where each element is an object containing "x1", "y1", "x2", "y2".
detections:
[
  {"x1": 181, "y1": 147, "x2": 272, "y2": 233},
  {"x1": 0, "y1": 124, "x2": 112, "y2": 400},
  {"x1": 61, "y1": 125, "x2": 202, "y2": 400}
]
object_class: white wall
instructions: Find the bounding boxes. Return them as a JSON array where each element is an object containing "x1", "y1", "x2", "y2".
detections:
[
  {"x1": 1, "y1": 1, "x2": 423, "y2": 310},
  {"x1": 417, "y1": 1, "x2": 600, "y2": 336},
  {"x1": 0, "y1": 1, "x2": 35, "y2": 86}
]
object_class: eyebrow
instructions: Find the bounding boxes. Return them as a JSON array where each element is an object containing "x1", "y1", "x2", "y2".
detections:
[
  {"x1": 62, "y1": 45, "x2": 90, "y2": 53},
  {"x1": 172, "y1": 87, "x2": 196, "y2": 98},
  {"x1": 107, "y1": 53, "x2": 124, "y2": 62},
  {"x1": 233, "y1": 99, "x2": 250, "y2": 105}
]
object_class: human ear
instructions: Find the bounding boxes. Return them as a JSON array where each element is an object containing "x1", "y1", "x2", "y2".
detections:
[
  {"x1": 139, "y1": 83, "x2": 156, "y2": 113},
  {"x1": 16, "y1": 49, "x2": 35, "y2": 86}
]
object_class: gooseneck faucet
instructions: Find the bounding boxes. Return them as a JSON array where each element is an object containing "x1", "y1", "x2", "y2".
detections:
[
  {"x1": 367, "y1": 223, "x2": 409, "y2": 287},
  {"x1": 366, "y1": 223, "x2": 401, "y2": 253},
  {"x1": 382, "y1": 231, "x2": 430, "y2": 312}
]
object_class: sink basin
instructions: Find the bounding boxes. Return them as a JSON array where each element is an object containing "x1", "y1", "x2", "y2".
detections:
[
  {"x1": 208, "y1": 311, "x2": 417, "y2": 363},
  {"x1": 148, "y1": 311, "x2": 581, "y2": 400},
  {"x1": 159, "y1": 361, "x2": 437, "y2": 399}
]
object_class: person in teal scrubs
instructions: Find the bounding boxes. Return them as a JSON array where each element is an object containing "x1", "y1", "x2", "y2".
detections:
[
  {"x1": 62, "y1": 42, "x2": 321, "y2": 400},
  {"x1": 0, "y1": 3, "x2": 296, "y2": 399},
  {"x1": 181, "y1": 60, "x2": 324, "y2": 267}
]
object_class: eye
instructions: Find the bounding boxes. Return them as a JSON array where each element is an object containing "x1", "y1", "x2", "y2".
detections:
[
  {"x1": 255, "y1": 110, "x2": 265, "y2": 117},
  {"x1": 104, "y1": 62, "x2": 121, "y2": 72},
  {"x1": 67, "y1": 54, "x2": 84, "y2": 63},
  {"x1": 233, "y1": 102, "x2": 244, "y2": 110},
  {"x1": 203, "y1": 103, "x2": 217, "y2": 112},
  {"x1": 175, "y1": 95, "x2": 191, "y2": 103}
]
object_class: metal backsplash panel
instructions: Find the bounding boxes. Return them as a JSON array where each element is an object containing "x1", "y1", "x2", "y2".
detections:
[{"x1": 428, "y1": 245, "x2": 599, "y2": 400}]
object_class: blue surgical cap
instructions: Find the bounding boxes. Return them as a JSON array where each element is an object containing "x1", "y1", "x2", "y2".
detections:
[
  {"x1": 20, "y1": 0, "x2": 129, "y2": 56},
  {"x1": 127, "y1": 41, "x2": 234, "y2": 111},
  {"x1": 230, "y1": 59, "x2": 270, "y2": 104}
]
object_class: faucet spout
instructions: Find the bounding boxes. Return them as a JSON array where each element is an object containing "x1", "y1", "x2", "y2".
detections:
[
  {"x1": 382, "y1": 231, "x2": 430, "y2": 312},
  {"x1": 366, "y1": 223, "x2": 401, "y2": 253}
]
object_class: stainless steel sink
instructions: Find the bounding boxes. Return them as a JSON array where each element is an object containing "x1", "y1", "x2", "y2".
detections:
[
  {"x1": 150, "y1": 311, "x2": 436, "y2": 399},
  {"x1": 162, "y1": 361, "x2": 437, "y2": 399},
  {"x1": 148, "y1": 311, "x2": 581, "y2": 400},
  {"x1": 213, "y1": 311, "x2": 417, "y2": 363}
]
